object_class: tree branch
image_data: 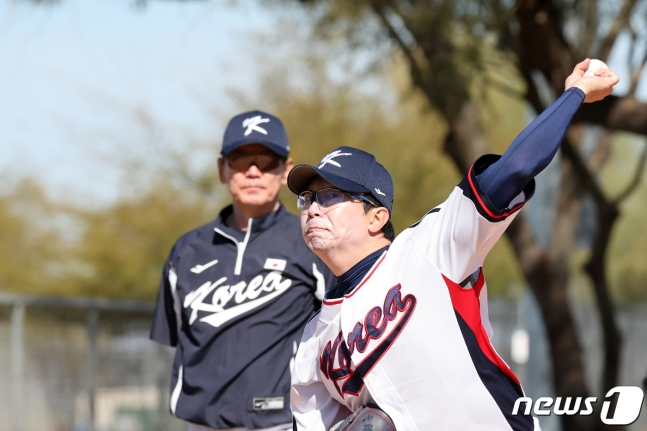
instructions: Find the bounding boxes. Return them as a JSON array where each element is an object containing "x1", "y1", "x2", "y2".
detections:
[
  {"x1": 573, "y1": 95, "x2": 647, "y2": 135},
  {"x1": 369, "y1": 4, "x2": 429, "y2": 95},
  {"x1": 628, "y1": 45, "x2": 647, "y2": 95},
  {"x1": 560, "y1": 136, "x2": 610, "y2": 208},
  {"x1": 598, "y1": 0, "x2": 639, "y2": 60},
  {"x1": 580, "y1": 0, "x2": 599, "y2": 58}
]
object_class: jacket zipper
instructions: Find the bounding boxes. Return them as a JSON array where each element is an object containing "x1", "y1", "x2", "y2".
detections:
[{"x1": 214, "y1": 217, "x2": 253, "y2": 276}]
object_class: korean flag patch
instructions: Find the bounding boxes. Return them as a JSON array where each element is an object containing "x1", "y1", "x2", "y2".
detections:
[{"x1": 264, "y1": 258, "x2": 286, "y2": 271}]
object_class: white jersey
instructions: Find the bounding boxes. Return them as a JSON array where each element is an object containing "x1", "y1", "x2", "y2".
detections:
[{"x1": 291, "y1": 163, "x2": 541, "y2": 431}]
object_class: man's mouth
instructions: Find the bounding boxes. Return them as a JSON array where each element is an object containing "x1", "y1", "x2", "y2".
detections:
[{"x1": 306, "y1": 226, "x2": 327, "y2": 234}]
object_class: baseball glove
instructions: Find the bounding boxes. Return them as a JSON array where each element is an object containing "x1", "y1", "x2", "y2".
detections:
[{"x1": 329, "y1": 403, "x2": 397, "y2": 431}]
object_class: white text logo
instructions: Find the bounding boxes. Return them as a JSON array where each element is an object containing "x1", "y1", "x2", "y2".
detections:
[
  {"x1": 512, "y1": 386, "x2": 644, "y2": 425},
  {"x1": 190, "y1": 259, "x2": 219, "y2": 274},
  {"x1": 183, "y1": 272, "x2": 292, "y2": 327},
  {"x1": 243, "y1": 116, "x2": 270, "y2": 136},
  {"x1": 318, "y1": 150, "x2": 352, "y2": 169}
]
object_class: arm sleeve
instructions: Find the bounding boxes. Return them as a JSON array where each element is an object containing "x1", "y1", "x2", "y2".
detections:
[
  {"x1": 408, "y1": 155, "x2": 534, "y2": 284},
  {"x1": 476, "y1": 87, "x2": 585, "y2": 210},
  {"x1": 408, "y1": 88, "x2": 584, "y2": 283},
  {"x1": 150, "y1": 259, "x2": 181, "y2": 347}
]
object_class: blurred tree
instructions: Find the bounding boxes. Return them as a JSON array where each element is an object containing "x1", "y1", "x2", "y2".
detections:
[
  {"x1": 602, "y1": 134, "x2": 647, "y2": 302},
  {"x1": 12, "y1": 4, "x2": 647, "y2": 429},
  {"x1": 266, "y1": 58, "x2": 527, "y2": 296},
  {"x1": 0, "y1": 181, "x2": 67, "y2": 295},
  {"x1": 0, "y1": 54, "x2": 527, "y2": 301},
  {"x1": 286, "y1": 0, "x2": 647, "y2": 429},
  {"x1": 65, "y1": 179, "x2": 217, "y2": 300}
]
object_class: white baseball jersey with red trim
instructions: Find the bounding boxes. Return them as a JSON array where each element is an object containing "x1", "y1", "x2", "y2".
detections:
[{"x1": 291, "y1": 158, "x2": 541, "y2": 431}]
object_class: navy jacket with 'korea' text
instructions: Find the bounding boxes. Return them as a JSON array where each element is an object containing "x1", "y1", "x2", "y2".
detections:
[{"x1": 150, "y1": 203, "x2": 334, "y2": 429}]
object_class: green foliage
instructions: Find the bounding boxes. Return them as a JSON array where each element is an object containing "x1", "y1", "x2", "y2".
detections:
[
  {"x1": 0, "y1": 55, "x2": 527, "y2": 300},
  {"x1": 0, "y1": 181, "x2": 67, "y2": 295},
  {"x1": 274, "y1": 75, "x2": 458, "y2": 231},
  {"x1": 602, "y1": 134, "x2": 647, "y2": 302},
  {"x1": 0, "y1": 2, "x2": 529, "y2": 300},
  {"x1": 65, "y1": 180, "x2": 219, "y2": 300},
  {"x1": 293, "y1": 0, "x2": 525, "y2": 118},
  {"x1": 0, "y1": 177, "x2": 222, "y2": 300},
  {"x1": 266, "y1": 55, "x2": 524, "y2": 296}
]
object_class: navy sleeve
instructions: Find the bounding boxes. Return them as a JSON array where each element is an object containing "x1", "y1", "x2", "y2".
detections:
[
  {"x1": 150, "y1": 259, "x2": 179, "y2": 347},
  {"x1": 477, "y1": 87, "x2": 585, "y2": 210}
]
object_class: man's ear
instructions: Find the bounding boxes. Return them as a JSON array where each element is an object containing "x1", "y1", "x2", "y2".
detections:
[
  {"x1": 218, "y1": 157, "x2": 227, "y2": 184},
  {"x1": 368, "y1": 207, "x2": 390, "y2": 235},
  {"x1": 281, "y1": 157, "x2": 294, "y2": 185}
]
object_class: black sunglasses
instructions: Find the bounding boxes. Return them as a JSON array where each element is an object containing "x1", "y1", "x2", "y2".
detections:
[{"x1": 226, "y1": 152, "x2": 284, "y2": 172}]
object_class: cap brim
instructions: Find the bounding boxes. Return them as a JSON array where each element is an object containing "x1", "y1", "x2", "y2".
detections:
[
  {"x1": 288, "y1": 164, "x2": 370, "y2": 195},
  {"x1": 221, "y1": 139, "x2": 289, "y2": 157}
]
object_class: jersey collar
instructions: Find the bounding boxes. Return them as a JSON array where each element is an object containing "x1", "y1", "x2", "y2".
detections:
[
  {"x1": 215, "y1": 202, "x2": 288, "y2": 237},
  {"x1": 325, "y1": 246, "x2": 390, "y2": 300}
]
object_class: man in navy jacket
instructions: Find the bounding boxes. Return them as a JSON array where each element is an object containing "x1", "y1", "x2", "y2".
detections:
[{"x1": 151, "y1": 110, "x2": 334, "y2": 431}]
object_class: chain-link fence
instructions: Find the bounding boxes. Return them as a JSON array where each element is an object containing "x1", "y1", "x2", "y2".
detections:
[
  {"x1": 0, "y1": 294, "x2": 185, "y2": 431},
  {"x1": 0, "y1": 292, "x2": 645, "y2": 431}
]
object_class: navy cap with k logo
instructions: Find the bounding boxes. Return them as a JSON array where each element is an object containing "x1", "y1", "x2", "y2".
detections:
[
  {"x1": 288, "y1": 146, "x2": 394, "y2": 213},
  {"x1": 221, "y1": 110, "x2": 290, "y2": 157}
]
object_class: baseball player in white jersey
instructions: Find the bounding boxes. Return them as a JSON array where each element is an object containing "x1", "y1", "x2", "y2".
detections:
[{"x1": 286, "y1": 60, "x2": 618, "y2": 430}]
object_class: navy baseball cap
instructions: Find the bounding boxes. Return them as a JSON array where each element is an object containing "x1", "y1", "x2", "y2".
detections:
[
  {"x1": 221, "y1": 110, "x2": 290, "y2": 157},
  {"x1": 288, "y1": 146, "x2": 394, "y2": 213}
]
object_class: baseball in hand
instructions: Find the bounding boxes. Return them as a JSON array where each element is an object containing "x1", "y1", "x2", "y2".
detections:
[{"x1": 584, "y1": 59, "x2": 609, "y2": 76}]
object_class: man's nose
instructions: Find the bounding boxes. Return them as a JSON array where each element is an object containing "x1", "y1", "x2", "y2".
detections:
[
  {"x1": 307, "y1": 198, "x2": 323, "y2": 217},
  {"x1": 245, "y1": 163, "x2": 263, "y2": 176}
]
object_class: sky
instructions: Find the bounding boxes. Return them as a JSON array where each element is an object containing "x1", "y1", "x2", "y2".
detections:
[
  {"x1": 1, "y1": 0, "x2": 643, "y2": 207},
  {"x1": 0, "y1": 0, "x2": 274, "y2": 205}
]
